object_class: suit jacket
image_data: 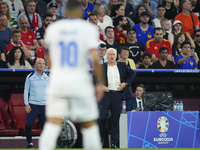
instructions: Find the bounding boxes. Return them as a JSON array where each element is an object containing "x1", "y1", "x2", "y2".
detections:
[
  {"x1": 126, "y1": 97, "x2": 147, "y2": 111},
  {"x1": 102, "y1": 62, "x2": 136, "y2": 99},
  {"x1": 126, "y1": 97, "x2": 137, "y2": 111}
]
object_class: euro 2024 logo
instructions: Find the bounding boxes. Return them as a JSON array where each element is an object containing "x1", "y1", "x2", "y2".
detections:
[
  {"x1": 157, "y1": 116, "x2": 169, "y2": 133},
  {"x1": 154, "y1": 116, "x2": 173, "y2": 143}
]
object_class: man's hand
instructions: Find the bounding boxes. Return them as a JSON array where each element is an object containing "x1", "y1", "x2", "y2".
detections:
[
  {"x1": 191, "y1": 52, "x2": 195, "y2": 57},
  {"x1": 143, "y1": 2, "x2": 149, "y2": 8},
  {"x1": 117, "y1": 82, "x2": 126, "y2": 91},
  {"x1": 25, "y1": 104, "x2": 31, "y2": 113},
  {"x1": 19, "y1": 40, "x2": 25, "y2": 47},
  {"x1": 103, "y1": 85, "x2": 109, "y2": 92},
  {"x1": 95, "y1": 83, "x2": 104, "y2": 102},
  {"x1": 122, "y1": 30, "x2": 127, "y2": 35},
  {"x1": 135, "y1": 107, "x2": 141, "y2": 111}
]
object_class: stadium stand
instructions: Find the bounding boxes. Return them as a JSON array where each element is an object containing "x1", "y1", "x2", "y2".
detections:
[
  {"x1": 8, "y1": 94, "x2": 42, "y2": 136},
  {"x1": 0, "y1": 97, "x2": 19, "y2": 136}
]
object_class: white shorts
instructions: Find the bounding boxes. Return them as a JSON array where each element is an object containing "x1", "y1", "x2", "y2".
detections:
[{"x1": 46, "y1": 85, "x2": 99, "y2": 123}]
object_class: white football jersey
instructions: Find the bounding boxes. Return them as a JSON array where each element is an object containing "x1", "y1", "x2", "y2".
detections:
[{"x1": 45, "y1": 19, "x2": 98, "y2": 92}]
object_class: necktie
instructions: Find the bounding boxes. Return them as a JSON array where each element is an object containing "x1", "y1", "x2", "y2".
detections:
[{"x1": 139, "y1": 101, "x2": 142, "y2": 111}]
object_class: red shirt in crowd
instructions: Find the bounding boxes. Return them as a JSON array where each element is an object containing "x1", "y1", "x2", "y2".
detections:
[
  {"x1": 5, "y1": 43, "x2": 29, "y2": 61},
  {"x1": 21, "y1": 29, "x2": 37, "y2": 46},
  {"x1": 36, "y1": 46, "x2": 45, "y2": 59},
  {"x1": 145, "y1": 38, "x2": 172, "y2": 59},
  {"x1": 114, "y1": 27, "x2": 127, "y2": 45},
  {"x1": 99, "y1": 30, "x2": 104, "y2": 41}
]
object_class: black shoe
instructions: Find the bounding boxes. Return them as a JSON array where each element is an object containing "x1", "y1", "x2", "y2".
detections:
[
  {"x1": 111, "y1": 144, "x2": 118, "y2": 149},
  {"x1": 27, "y1": 143, "x2": 34, "y2": 148},
  {"x1": 0, "y1": 121, "x2": 2, "y2": 127}
]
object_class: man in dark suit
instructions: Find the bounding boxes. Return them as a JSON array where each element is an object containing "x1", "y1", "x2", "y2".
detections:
[
  {"x1": 99, "y1": 48, "x2": 136, "y2": 149},
  {"x1": 126, "y1": 84, "x2": 145, "y2": 111}
]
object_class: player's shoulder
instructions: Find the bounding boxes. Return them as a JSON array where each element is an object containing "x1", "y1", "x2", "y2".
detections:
[{"x1": 48, "y1": 18, "x2": 92, "y2": 29}]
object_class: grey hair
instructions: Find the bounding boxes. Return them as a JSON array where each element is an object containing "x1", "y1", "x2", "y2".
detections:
[{"x1": 106, "y1": 48, "x2": 117, "y2": 59}]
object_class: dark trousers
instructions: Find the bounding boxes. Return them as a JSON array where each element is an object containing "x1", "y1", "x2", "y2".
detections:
[
  {"x1": 25, "y1": 104, "x2": 45, "y2": 144},
  {"x1": 98, "y1": 92, "x2": 122, "y2": 145}
]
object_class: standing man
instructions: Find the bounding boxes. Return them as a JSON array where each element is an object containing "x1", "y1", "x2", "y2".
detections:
[
  {"x1": 174, "y1": 0, "x2": 200, "y2": 37},
  {"x1": 39, "y1": 1, "x2": 104, "y2": 150},
  {"x1": 145, "y1": 27, "x2": 172, "y2": 62},
  {"x1": 36, "y1": 12, "x2": 52, "y2": 47},
  {"x1": 152, "y1": 47, "x2": 175, "y2": 69},
  {"x1": 99, "y1": 48, "x2": 136, "y2": 148},
  {"x1": 81, "y1": 0, "x2": 94, "y2": 19},
  {"x1": 17, "y1": 0, "x2": 42, "y2": 32},
  {"x1": 136, "y1": 0, "x2": 158, "y2": 20},
  {"x1": 122, "y1": 28, "x2": 144, "y2": 67},
  {"x1": 132, "y1": 12, "x2": 155, "y2": 48},
  {"x1": 126, "y1": 84, "x2": 145, "y2": 111},
  {"x1": 24, "y1": 58, "x2": 50, "y2": 148}
]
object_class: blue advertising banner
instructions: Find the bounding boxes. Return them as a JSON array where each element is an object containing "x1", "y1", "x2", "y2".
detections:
[{"x1": 127, "y1": 111, "x2": 199, "y2": 148}]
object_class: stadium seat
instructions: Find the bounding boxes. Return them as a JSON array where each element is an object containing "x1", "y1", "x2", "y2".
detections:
[
  {"x1": 0, "y1": 98, "x2": 19, "y2": 136},
  {"x1": 8, "y1": 94, "x2": 42, "y2": 136}
]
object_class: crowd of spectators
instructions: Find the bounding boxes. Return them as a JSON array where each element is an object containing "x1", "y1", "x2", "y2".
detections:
[{"x1": 0, "y1": 0, "x2": 199, "y2": 69}]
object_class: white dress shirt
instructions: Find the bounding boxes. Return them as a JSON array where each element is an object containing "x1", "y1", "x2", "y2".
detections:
[
  {"x1": 136, "y1": 97, "x2": 144, "y2": 110},
  {"x1": 107, "y1": 63, "x2": 121, "y2": 91}
]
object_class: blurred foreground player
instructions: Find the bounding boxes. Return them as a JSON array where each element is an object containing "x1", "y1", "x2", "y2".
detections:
[{"x1": 39, "y1": 1, "x2": 104, "y2": 150}]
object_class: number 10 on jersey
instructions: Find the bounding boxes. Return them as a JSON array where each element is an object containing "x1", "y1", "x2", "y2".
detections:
[{"x1": 59, "y1": 41, "x2": 78, "y2": 67}]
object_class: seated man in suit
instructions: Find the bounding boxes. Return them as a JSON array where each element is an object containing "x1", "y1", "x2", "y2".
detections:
[
  {"x1": 126, "y1": 84, "x2": 145, "y2": 111},
  {"x1": 99, "y1": 48, "x2": 136, "y2": 148}
]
